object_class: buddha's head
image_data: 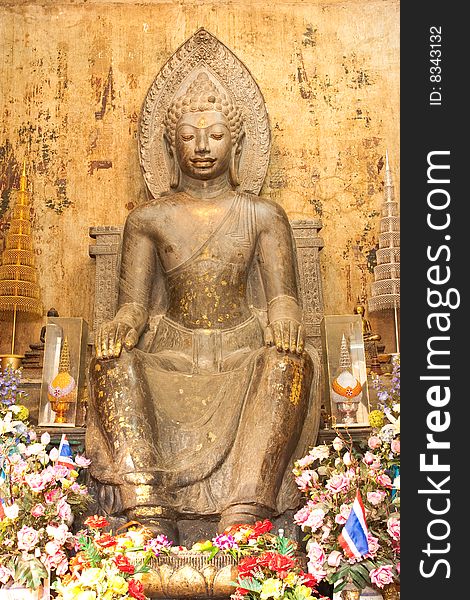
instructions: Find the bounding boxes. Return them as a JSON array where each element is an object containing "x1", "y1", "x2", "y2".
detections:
[{"x1": 164, "y1": 73, "x2": 245, "y2": 188}]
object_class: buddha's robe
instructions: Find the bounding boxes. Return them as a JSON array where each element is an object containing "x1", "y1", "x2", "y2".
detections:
[{"x1": 87, "y1": 193, "x2": 320, "y2": 518}]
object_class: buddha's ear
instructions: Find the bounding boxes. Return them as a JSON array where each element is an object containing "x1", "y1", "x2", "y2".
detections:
[
  {"x1": 163, "y1": 133, "x2": 180, "y2": 189},
  {"x1": 235, "y1": 129, "x2": 246, "y2": 156},
  {"x1": 229, "y1": 129, "x2": 246, "y2": 188}
]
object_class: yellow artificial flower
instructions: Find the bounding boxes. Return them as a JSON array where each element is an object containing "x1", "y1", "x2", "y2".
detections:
[
  {"x1": 369, "y1": 410, "x2": 385, "y2": 428},
  {"x1": 79, "y1": 568, "x2": 103, "y2": 588},
  {"x1": 108, "y1": 575, "x2": 129, "y2": 595},
  {"x1": 15, "y1": 404, "x2": 29, "y2": 421},
  {"x1": 76, "y1": 592, "x2": 97, "y2": 600},
  {"x1": 70, "y1": 469, "x2": 79, "y2": 478},
  {"x1": 294, "y1": 585, "x2": 312, "y2": 598},
  {"x1": 56, "y1": 582, "x2": 83, "y2": 600},
  {"x1": 260, "y1": 578, "x2": 282, "y2": 600},
  {"x1": 284, "y1": 573, "x2": 296, "y2": 586}
]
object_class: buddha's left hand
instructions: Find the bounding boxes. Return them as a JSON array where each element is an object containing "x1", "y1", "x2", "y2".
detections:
[{"x1": 265, "y1": 319, "x2": 304, "y2": 355}]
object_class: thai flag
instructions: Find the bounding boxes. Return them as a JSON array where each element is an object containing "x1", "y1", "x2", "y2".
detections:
[
  {"x1": 57, "y1": 434, "x2": 75, "y2": 469},
  {"x1": 338, "y1": 490, "x2": 370, "y2": 559}
]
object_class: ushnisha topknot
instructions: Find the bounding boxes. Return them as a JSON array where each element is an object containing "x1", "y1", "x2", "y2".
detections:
[{"x1": 164, "y1": 73, "x2": 243, "y2": 145}]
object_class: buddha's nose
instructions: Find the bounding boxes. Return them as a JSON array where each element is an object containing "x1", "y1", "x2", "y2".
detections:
[{"x1": 195, "y1": 130, "x2": 210, "y2": 153}]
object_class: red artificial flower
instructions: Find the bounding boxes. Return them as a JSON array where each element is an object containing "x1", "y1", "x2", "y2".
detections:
[
  {"x1": 248, "y1": 519, "x2": 273, "y2": 539},
  {"x1": 128, "y1": 578, "x2": 146, "y2": 600},
  {"x1": 114, "y1": 554, "x2": 135, "y2": 574},
  {"x1": 257, "y1": 552, "x2": 296, "y2": 578},
  {"x1": 84, "y1": 514, "x2": 109, "y2": 529},
  {"x1": 95, "y1": 533, "x2": 118, "y2": 548},
  {"x1": 299, "y1": 571, "x2": 318, "y2": 588},
  {"x1": 237, "y1": 556, "x2": 260, "y2": 577}
]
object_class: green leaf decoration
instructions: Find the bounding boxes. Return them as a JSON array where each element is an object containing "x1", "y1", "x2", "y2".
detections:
[
  {"x1": 274, "y1": 536, "x2": 295, "y2": 556},
  {"x1": 79, "y1": 534, "x2": 102, "y2": 568},
  {"x1": 236, "y1": 577, "x2": 263, "y2": 593},
  {"x1": 14, "y1": 557, "x2": 48, "y2": 590},
  {"x1": 207, "y1": 546, "x2": 220, "y2": 561}
]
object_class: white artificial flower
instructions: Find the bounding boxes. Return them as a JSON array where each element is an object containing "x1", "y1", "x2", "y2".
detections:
[
  {"x1": 309, "y1": 444, "x2": 330, "y2": 462},
  {"x1": 4, "y1": 503, "x2": 19, "y2": 520},
  {"x1": 41, "y1": 432, "x2": 51, "y2": 445}
]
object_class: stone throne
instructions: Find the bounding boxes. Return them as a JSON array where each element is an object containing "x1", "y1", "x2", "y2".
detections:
[{"x1": 87, "y1": 29, "x2": 325, "y2": 546}]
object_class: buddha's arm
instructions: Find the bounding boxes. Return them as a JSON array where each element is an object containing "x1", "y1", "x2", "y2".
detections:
[
  {"x1": 95, "y1": 212, "x2": 155, "y2": 359},
  {"x1": 257, "y1": 201, "x2": 304, "y2": 354}
]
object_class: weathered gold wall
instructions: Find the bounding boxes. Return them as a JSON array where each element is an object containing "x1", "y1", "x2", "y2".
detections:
[{"x1": 0, "y1": 0, "x2": 399, "y2": 355}]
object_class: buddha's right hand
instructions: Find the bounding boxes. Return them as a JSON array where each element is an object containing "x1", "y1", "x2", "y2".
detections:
[{"x1": 95, "y1": 321, "x2": 139, "y2": 359}]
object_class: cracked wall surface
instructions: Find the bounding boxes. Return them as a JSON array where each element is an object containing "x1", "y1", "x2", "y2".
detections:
[{"x1": 0, "y1": 0, "x2": 399, "y2": 354}]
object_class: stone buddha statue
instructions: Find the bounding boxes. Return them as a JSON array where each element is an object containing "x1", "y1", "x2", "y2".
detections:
[{"x1": 87, "y1": 32, "x2": 319, "y2": 542}]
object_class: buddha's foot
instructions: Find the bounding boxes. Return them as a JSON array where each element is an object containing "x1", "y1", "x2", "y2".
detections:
[
  {"x1": 127, "y1": 508, "x2": 179, "y2": 543},
  {"x1": 218, "y1": 503, "x2": 272, "y2": 533}
]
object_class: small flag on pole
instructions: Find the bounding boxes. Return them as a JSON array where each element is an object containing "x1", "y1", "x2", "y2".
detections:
[
  {"x1": 338, "y1": 490, "x2": 370, "y2": 559},
  {"x1": 57, "y1": 434, "x2": 75, "y2": 469}
]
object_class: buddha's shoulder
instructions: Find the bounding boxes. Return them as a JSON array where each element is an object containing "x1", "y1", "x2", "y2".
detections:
[
  {"x1": 241, "y1": 193, "x2": 289, "y2": 223},
  {"x1": 125, "y1": 193, "x2": 184, "y2": 223}
]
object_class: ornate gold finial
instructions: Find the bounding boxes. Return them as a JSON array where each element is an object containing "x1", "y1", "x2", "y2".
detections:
[
  {"x1": 19, "y1": 159, "x2": 27, "y2": 192},
  {"x1": 59, "y1": 338, "x2": 71, "y2": 373}
]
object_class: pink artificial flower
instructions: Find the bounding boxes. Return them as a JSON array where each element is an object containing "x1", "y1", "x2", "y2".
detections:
[
  {"x1": 396, "y1": 562, "x2": 400, "y2": 574},
  {"x1": 325, "y1": 473, "x2": 350, "y2": 495},
  {"x1": 74, "y1": 454, "x2": 92, "y2": 468},
  {"x1": 303, "y1": 507, "x2": 326, "y2": 532},
  {"x1": 57, "y1": 497, "x2": 72, "y2": 522},
  {"x1": 321, "y1": 524, "x2": 331, "y2": 541},
  {"x1": 377, "y1": 473, "x2": 393, "y2": 488},
  {"x1": 366, "y1": 534, "x2": 380, "y2": 557},
  {"x1": 46, "y1": 523, "x2": 70, "y2": 545},
  {"x1": 25, "y1": 473, "x2": 48, "y2": 492},
  {"x1": 307, "y1": 541, "x2": 325, "y2": 566},
  {"x1": 363, "y1": 451, "x2": 377, "y2": 465},
  {"x1": 295, "y1": 470, "x2": 318, "y2": 492},
  {"x1": 297, "y1": 454, "x2": 315, "y2": 468},
  {"x1": 334, "y1": 504, "x2": 351, "y2": 525},
  {"x1": 307, "y1": 561, "x2": 327, "y2": 582},
  {"x1": 391, "y1": 439, "x2": 400, "y2": 454},
  {"x1": 17, "y1": 525, "x2": 40, "y2": 551},
  {"x1": 31, "y1": 503, "x2": 46, "y2": 518},
  {"x1": 387, "y1": 516, "x2": 400, "y2": 541},
  {"x1": 294, "y1": 501, "x2": 317, "y2": 526},
  {"x1": 367, "y1": 490, "x2": 386, "y2": 506},
  {"x1": 43, "y1": 549, "x2": 68, "y2": 572},
  {"x1": 370, "y1": 565, "x2": 395, "y2": 588},
  {"x1": 327, "y1": 550, "x2": 342, "y2": 567},
  {"x1": 145, "y1": 534, "x2": 173, "y2": 556},
  {"x1": 44, "y1": 488, "x2": 62, "y2": 504},
  {"x1": 0, "y1": 565, "x2": 14, "y2": 584},
  {"x1": 45, "y1": 540, "x2": 62, "y2": 556},
  {"x1": 368, "y1": 436, "x2": 382, "y2": 449}
]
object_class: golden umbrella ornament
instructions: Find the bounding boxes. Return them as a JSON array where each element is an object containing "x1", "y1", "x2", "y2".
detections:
[{"x1": 0, "y1": 161, "x2": 42, "y2": 369}]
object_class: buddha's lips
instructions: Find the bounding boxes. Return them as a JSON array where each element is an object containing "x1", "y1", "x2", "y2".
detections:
[{"x1": 191, "y1": 158, "x2": 216, "y2": 166}]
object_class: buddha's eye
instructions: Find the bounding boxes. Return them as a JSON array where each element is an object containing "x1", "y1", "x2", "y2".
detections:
[
  {"x1": 180, "y1": 134, "x2": 195, "y2": 142},
  {"x1": 210, "y1": 133, "x2": 224, "y2": 140}
]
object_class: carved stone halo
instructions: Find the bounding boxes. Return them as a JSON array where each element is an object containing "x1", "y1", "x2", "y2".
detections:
[{"x1": 139, "y1": 28, "x2": 271, "y2": 199}]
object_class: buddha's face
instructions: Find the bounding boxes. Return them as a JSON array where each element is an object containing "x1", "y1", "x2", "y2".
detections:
[{"x1": 175, "y1": 111, "x2": 233, "y2": 181}]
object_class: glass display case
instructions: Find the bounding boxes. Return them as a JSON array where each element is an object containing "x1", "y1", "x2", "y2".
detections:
[
  {"x1": 38, "y1": 317, "x2": 88, "y2": 427},
  {"x1": 321, "y1": 314, "x2": 370, "y2": 427}
]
